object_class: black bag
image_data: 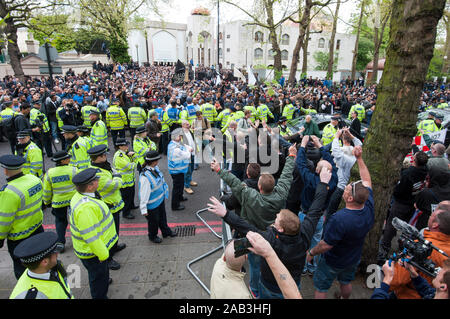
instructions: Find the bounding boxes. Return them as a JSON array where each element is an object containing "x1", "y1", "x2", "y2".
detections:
[{"x1": 1, "y1": 113, "x2": 17, "y2": 138}]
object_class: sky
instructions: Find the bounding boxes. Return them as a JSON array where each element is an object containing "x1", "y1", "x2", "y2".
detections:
[{"x1": 145, "y1": 0, "x2": 360, "y2": 34}]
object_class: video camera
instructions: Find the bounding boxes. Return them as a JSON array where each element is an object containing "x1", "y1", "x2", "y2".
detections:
[{"x1": 389, "y1": 217, "x2": 448, "y2": 278}]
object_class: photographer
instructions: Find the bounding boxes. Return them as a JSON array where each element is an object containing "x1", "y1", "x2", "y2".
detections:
[
  {"x1": 59, "y1": 100, "x2": 82, "y2": 127},
  {"x1": 388, "y1": 200, "x2": 450, "y2": 299},
  {"x1": 372, "y1": 258, "x2": 450, "y2": 299},
  {"x1": 207, "y1": 165, "x2": 331, "y2": 299}
]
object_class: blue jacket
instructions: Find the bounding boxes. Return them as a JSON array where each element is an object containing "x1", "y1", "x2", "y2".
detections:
[
  {"x1": 296, "y1": 146, "x2": 338, "y2": 211},
  {"x1": 371, "y1": 276, "x2": 436, "y2": 299}
]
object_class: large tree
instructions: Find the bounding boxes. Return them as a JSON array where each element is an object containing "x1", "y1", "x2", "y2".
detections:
[
  {"x1": 326, "y1": 0, "x2": 341, "y2": 80},
  {"x1": 222, "y1": 0, "x2": 298, "y2": 80},
  {"x1": 350, "y1": 0, "x2": 366, "y2": 81},
  {"x1": 360, "y1": 0, "x2": 446, "y2": 267}
]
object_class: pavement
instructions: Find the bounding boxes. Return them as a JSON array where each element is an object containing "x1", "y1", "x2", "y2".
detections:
[{"x1": 0, "y1": 135, "x2": 374, "y2": 299}]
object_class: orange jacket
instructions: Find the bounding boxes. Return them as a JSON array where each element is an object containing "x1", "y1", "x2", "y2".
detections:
[{"x1": 389, "y1": 230, "x2": 450, "y2": 299}]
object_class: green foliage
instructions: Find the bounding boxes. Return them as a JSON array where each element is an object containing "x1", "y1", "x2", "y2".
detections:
[
  {"x1": 30, "y1": 14, "x2": 76, "y2": 52},
  {"x1": 109, "y1": 38, "x2": 130, "y2": 63},
  {"x1": 356, "y1": 37, "x2": 375, "y2": 71},
  {"x1": 313, "y1": 51, "x2": 338, "y2": 71},
  {"x1": 427, "y1": 48, "x2": 447, "y2": 80}
]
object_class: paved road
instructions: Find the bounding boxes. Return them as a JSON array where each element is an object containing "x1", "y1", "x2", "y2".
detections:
[{"x1": 0, "y1": 135, "x2": 373, "y2": 299}]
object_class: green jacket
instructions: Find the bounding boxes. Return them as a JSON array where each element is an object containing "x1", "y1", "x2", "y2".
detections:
[
  {"x1": 303, "y1": 121, "x2": 321, "y2": 138},
  {"x1": 217, "y1": 156, "x2": 295, "y2": 231}
]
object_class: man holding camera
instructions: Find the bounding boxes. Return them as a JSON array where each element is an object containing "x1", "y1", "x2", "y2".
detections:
[
  {"x1": 59, "y1": 101, "x2": 82, "y2": 127},
  {"x1": 387, "y1": 200, "x2": 450, "y2": 299}
]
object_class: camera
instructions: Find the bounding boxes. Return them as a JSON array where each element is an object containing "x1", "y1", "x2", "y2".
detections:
[
  {"x1": 390, "y1": 217, "x2": 448, "y2": 278},
  {"x1": 66, "y1": 103, "x2": 75, "y2": 111},
  {"x1": 234, "y1": 237, "x2": 252, "y2": 258}
]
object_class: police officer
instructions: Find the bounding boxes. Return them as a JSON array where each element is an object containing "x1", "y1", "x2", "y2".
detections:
[
  {"x1": 113, "y1": 138, "x2": 137, "y2": 220},
  {"x1": 128, "y1": 100, "x2": 147, "y2": 141},
  {"x1": 89, "y1": 108, "x2": 108, "y2": 148},
  {"x1": 106, "y1": 98, "x2": 127, "y2": 145},
  {"x1": 69, "y1": 168, "x2": 116, "y2": 299},
  {"x1": 15, "y1": 130, "x2": 44, "y2": 179},
  {"x1": 257, "y1": 98, "x2": 274, "y2": 124},
  {"x1": 322, "y1": 116, "x2": 339, "y2": 146},
  {"x1": 282, "y1": 99, "x2": 296, "y2": 122},
  {"x1": 166, "y1": 99, "x2": 181, "y2": 132},
  {"x1": 168, "y1": 129, "x2": 192, "y2": 211},
  {"x1": 62, "y1": 125, "x2": 91, "y2": 170},
  {"x1": 10, "y1": 232, "x2": 72, "y2": 299},
  {"x1": 0, "y1": 100, "x2": 19, "y2": 153},
  {"x1": 139, "y1": 150, "x2": 177, "y2": 243},
  {"x1": 87, "y1": 145, "x2": 125, "y2": 270},
  {"x1": 30, "y1": 100, "x2": 53, "y2": 158},
  {"x1": 181, "y1": 97, "x2": 198, "y2": 126},
  {"x1": 0, "y1": 155, "x2": 44, "y2": 279},
  {"x1": 43, "y1": 151, "x2": 77, "y2": 250},
  {"x1": 417, "y1": 112, "x2": 439, "y2": 136},
  {"x1": 200, "y1": 97, "x2": 217, "y2": 126},
  {"x1": 77, "y1": 125, "x2": 93, "y2": 149},
  {"x1": 81, "y1": 102, "x2": 100, "y2": 129},
  {"x1": 347, "y1": 102, "x2": 365, "y2": 122},
  {"x1": 133, "y1": 125, "x2": 157, "y2": 170}
]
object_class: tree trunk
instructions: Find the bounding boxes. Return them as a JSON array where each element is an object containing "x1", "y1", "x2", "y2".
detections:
[
  {"x1": 302, "y1": 26, "x2": 310, "y2": 76},
  {"x1": 360, "y1": 0, "x2": 445, "y2": 269},
  {"x1": 351, "y1": 0, "x2": 365, "y2": 81},
  {"x1": 5, "y1": 20, "x2": 25, "y2": 81},
  {"x1": 326, "y1": 0, "x2": 340, "y2": 80},
  {"x1": 442, "y1": 13, "x2": 450, "y2": 74},
  {"x1": 269, "y1": 28, "x2": 283, "y2": 80},
  {"x1": 288, "y1": 0, "x2": 312, "y2": 86},
  {"x1": 371, "y1": 26, "x2": 381, "y2": 84}
]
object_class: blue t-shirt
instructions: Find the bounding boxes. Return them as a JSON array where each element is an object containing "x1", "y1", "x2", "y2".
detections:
[{"x1": 323, "y1": 188, "x2": 375, "y2": 269}]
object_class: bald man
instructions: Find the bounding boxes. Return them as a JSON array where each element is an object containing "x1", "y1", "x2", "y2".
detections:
[{"x1": 210, "y1": 240, "x2": 253, "y2": 299}]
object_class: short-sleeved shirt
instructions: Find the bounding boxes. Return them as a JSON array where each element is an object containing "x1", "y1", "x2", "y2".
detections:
[{"x1": 323, "y1": 188, "x2": 375, "y2": 269}]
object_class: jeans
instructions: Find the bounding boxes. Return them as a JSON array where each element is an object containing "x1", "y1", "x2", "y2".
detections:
[
  {"x1": 248, "y1": 252, "x2": 262, "y2": 298},
  {"x1": 184, "y1": 155, "x2": 195, "y2": 188},
  {"x1": 52, "y1": 206, "x2": 68, "y2": 245},
  {"x1": 49, "y1": 121, "x2": 58, "y2": 140},
  {"x1": 299, "y1": 212, "x2": 324, "y2": 273}
]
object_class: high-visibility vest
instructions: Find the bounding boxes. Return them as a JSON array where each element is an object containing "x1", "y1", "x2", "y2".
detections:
[
  {"x1": 113, "y1": 149, "x2": 137, "y2": 187},
  {"x1": 128, "y1": 106, "x2": 147, "y2": 128},
  {"x1": 200, "y1": 103, "x2": 217, "y2": 123},
  {"x1": 140, "y1": 167, "x2": 169, "y2": 210},
  {"x1": 182, "y1": 104, "x2": 197, "y2": 125},
  {"x1": 90, "y1": 120, "x2": 108, "y2": 148},
  {"x1": 133, "y1": 136, "x2": 157, "y2": 166},
  {"x1": 43, "y1": 165, "x2": 77, "y2": 208},
  {"x1": 90, "y1": 166, "x2": 124, "y2": 214},
  {"x1": 278, "y1": 124, "x2": 295, "y2": 138},
  {"x1": 243, "y1": 105, "x2": 258, "y2": 122},
  {"x1": 301, "y1": 107, "x2": 317, "y2": 115},
  {"x1": 417, "y1": 119, "x2": 439, "y2": 136},
  {"x1": 69, "y1": 192, "x2": 118, "y2": 261},
  {"x1": 30, "y1": 108, "x2": 50, "y2": 133},
  {"x1": 217, "y1": 109, "x2": 231, "y2": 128},
  {"x1": 160, "y1": 111, "x2": 170, "y2": 133},
  {"x1": 10, "y1": 266, "x2": 73, "y2": 299},
  {"x1": 437, "y1": 102, "x2": 448, "y2": 109},
  {"x1": 0, "y1": 107, "x2": 17, "y2": 124},
  {"x1": 0, "y1": 174, "x2": 43, "y2": 241},
  {"x1": 56, "y1": 106, "x2": 64, "y2": 128},
  {"x1": 282, "y1": 104, "x2": 296, "y2": 120},
  {"x1": 222, "y1": 111, "x2": 245, "y2": 133},
  {"x1": 166, "y1": 107, "x2": 180, "y2": 125},
  {"x1": 81, "y1": 105, "x2": 99, "y2": 129},
  {"x1": 257, "y1": 104, "x2": 274, "y2": 122},
  {"x1": 16, "y1": 141, "x2": 43, "y2": 179},
  {"x1": 106, "y1": 105, "x2": 127, "y2": 130},
  {"x1": 348, "y1": 104, "x2": 365, "y2": 121},
  {"x1": 167, "y1": 141, "x2": 190, "y2": 175},
  {"x1": 322, "y1": 123, "x2": 337, "y2": 145},
  {"x1": 222, "y1": 129, "x2": 234, "y2": 159},
  {"x1": 67, "y1": 137, "x2": 91, "y2": 170}
]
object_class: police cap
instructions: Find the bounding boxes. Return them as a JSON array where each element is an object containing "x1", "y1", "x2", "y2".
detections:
[
  {"x1": 135, "y1": 125, "x2": 146, "y2": 134},
  {"x1": 52, "y1": 151, "x2": 70, "y2": 162},
  {"x1": 278, "y1": 116, "x2": 287, "y2": 123},
  {"x1": 89, "y1": 108, "x2": 101, "y2": 115},
  {"x1": 435, "y1": 114, "x2": 444, "y2": 121},
  {"x1": 14, "y1": 232, "x2": 63, "y2": 264},
  {"x1": 331, "y1": 116, "x2": 340, "y2": 121},
  {"x1": 72, "y1": 167, "x2": 100, "y2": 185},
  {"x1": 87, "y1": 144, "x2": 108, "y2": 156},
  {"x1": 77, "y1": 125, "x2": 90, "y2": 133},
  {"x1": 0, "y1": 154, "x2": 26, "y2": 170},
  {"x1": 145, "y1": 150, "x2": 161, "y2": 163},
  {"x1": 16, "y1": 130, "x2": 31, "y2": 139},
  {"x1": 114, "y1": 138, "x2": 129, "y2": 146},
  {"x1": 61, "y1": 125, "x2": 78, "y2": 134}
]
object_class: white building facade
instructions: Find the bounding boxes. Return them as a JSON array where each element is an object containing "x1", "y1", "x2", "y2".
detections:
[{"x1": 128, "y1": 7, "x2": 356, "y2": 81}]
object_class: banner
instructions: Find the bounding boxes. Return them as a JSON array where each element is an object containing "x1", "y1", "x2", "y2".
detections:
[
  {"x1": 405, "y1": 128, "x2": 448, "y2": 164},
  {"x1": 172, "y1": 60, "x2": 186, "y2": 86},
  {"x1": 247, "y1": 65, "x2": 257, "y2": 86},
  {"x1": 233, "y1": 66, "x2": 246, "y2": 82}
]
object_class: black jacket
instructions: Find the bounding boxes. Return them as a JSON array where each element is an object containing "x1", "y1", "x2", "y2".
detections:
[
  {"x1": 393, "y1": 165, "x2": 428, "y2": 206},
  {"x1": 222, "y1": 182, "x2": 329, "y2": 293}
]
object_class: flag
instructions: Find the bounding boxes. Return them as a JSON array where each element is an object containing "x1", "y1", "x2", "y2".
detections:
[
  {"x1": 234, "y1": 66, "x2": 246, "y2": 82},
  {"x1": 172, "y1": 60, "x2": 186, "y2": 86},
  {"x1": 215, "y1": 70, "x2": 221, "y2": 86},
  {"x1": 247, "y1": 65, "x2": 256, "y2": 86}
]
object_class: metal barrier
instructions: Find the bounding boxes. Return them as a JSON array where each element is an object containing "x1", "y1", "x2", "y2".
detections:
[{"x1": 186, "y1": 165, "x2": 233, "y2": 295}]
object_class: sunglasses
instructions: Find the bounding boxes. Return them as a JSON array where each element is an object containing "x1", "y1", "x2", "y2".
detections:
[{"x1": 351, "y1": 180, "x2": 364, "y2": 198}]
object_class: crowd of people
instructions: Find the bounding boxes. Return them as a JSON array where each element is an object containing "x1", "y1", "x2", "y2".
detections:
[{"x1": 0, "y1": 62, "x2": 449, "y2": 300}]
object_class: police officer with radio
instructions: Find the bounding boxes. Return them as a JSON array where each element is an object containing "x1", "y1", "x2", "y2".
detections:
[
  {"x1": 10, "y1": 232, "x2": 72, "y2": 299},
  {"x1": 43, "y1": 151, "x2": 77, "y2": 250},
  {"x1": 0, "y1": 154, "x2": 44, "y2": 279},
  {"x1": 139, "y1": 150, "x2": 177, "y2": 243}
]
